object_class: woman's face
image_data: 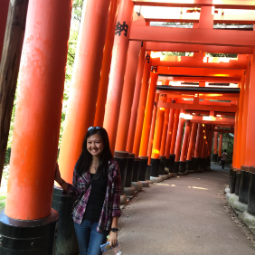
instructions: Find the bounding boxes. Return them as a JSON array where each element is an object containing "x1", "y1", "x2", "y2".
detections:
[{"x1": 87, "y1": 133, "x2": 104, "y2": 157}]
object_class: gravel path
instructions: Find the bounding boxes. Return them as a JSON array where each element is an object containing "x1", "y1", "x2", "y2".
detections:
[{"x1": 118, "y1": 165, "x2": 255, "y2": 255}]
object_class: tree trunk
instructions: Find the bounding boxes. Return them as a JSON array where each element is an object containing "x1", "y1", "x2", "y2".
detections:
[{"x1": 0, "y1": 0, "x2": 29, "y2": 186}]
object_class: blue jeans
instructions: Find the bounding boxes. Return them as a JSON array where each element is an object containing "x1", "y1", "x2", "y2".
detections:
[{"x1": 74, "y1": 219, "x2": 109, "y2": 255}]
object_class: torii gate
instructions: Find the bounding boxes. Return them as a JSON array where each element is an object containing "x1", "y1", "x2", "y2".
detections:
[{"x1": 1, "y1": 0, "x2": 255, "y2": 254}]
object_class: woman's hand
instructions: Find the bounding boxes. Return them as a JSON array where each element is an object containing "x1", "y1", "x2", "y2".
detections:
[
  {"x1": 108, "y1": 231, "x2": 118, "y2": 248},
  {"x1": 54, "y1": 162, "x2": 63, "y2": 184}
]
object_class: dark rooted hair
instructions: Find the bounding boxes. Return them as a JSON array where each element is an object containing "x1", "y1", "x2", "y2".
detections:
[{"x1": 75, "y1": 127, "x2": 113, "y2": 178}]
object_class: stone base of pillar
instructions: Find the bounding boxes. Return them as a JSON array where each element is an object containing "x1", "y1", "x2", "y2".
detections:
[
  {"x1": 159, "y1": 174, "x2": 168, "y2": 181},
  {"x1": 239, "y1": 168, "x2": 250, "y2": 205},
  {"x1": 179, "y1": 161, "x2": 186, "y2": 174},
  {"x1": 150, "y1": 176, "x2": 163, "y2": 183},
  {"x1": 229, "y1": 169, "x2": 236, "y2": 193},
  {"x1": 225, "y1": 187, "x2": 230, "y2": 194},
  {"x1": 186, "y1": 160, "x2": 192, "y2": 172},
  {"x1": 52, "y1": 187, "x2": 79, "y2": 255},
  {"x1": 235, "y1": 171, "x2": 241, "y2": 196},
  {"x1": 124, "y1": 186, "x2": 136, "y2": 197},
  {"x1": 192, "y1": 157, "x2": 200, "y2": 172},
  {"x1": 200, "y1": 158, "x2": 207, "y2": 171},
  {"x1": 241, "y1": 211, "x2": 255, "y2": 230},
  {"x1": 131, "y1": 181, "x2": 143, "y2": 192},
  {"x1": 212, "y1": 153, "x2": 218, "y2": 162},
  {"x1": 151, "y1": 158, "x2": 160, "y2": 177},
  {"x1": 159, "y1": 156, "x2": 166, "y2": 175},
  {"x1": 132, "y1": 157, "x2": 140, "y2": 183},
  {"x1": 164, "y1": 158, "x2": 170, "y2": 172},
  {"x1": 138, "y1": 156, "x2": 148, "y2": 181},
  {"x1": 140, "y1": 180, "x2": 150, "y2": 187},
  {"x1": 120, "y1": 194, "x2": 127, "y2": 205},
  {"x1": 169, "y1": 154, "x2": 175, "y2": 173},
  {"x1": 233, "y1": 199, "x2": 248, "y2": 213},
  {"x1": 145, "y1": 165, "x2": 153, "y2": 183},
  {"x1": 114, "y1": 151, "x2": 129, "y2": 197},
  {"x1": 125, "y1": 154, "x2": 135, "y2": 189},
  {"x1": 228, "y1": 193, "x2": 239, "y2": 207},
  {"x1": 248, "y1": 171, "x2": 255, "y2": 215},
  {"x1": 0, "y1": 209, "x2": 58, "y2": 254},
  {"x1": 173, "y1": 161, "x2": 179, "y2": 174}
]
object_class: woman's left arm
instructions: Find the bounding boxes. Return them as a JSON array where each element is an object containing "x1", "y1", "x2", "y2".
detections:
[
  {"x1": 109, "y1": 217, "x2": 118, "y2": 247},
  {"x1": 108, "y1": 162, "x2": 122, "y2": 247}
]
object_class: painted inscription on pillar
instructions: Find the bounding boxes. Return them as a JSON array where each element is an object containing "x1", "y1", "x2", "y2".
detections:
[
  {"x1": 151, "y1": 66, "x2": 157, "y2": 73},
  {"x1": 115, "y1": 21, "x2": 129, "y2": 36},
  {"x1": 145, "y1": 54, "x2": 150, "y2": 63}
]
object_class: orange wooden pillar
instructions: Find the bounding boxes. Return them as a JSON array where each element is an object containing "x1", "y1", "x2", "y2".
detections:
[
  {"x1": 186, "y1": 122, "x2": 198, "y2": 171},
  {"x1": 115, "y1": 41, "x2": 142, "y2": 151},
  {"x1": 133, "y1": 52, "x2": 151, "y2": 157},
  {"x1": 240, "y1": 63, "x2": 250, "y2": 167},
  {"x1": 5, "y1": 0, "x2": 71, "y2": 221},
  {"x1": 0, "y1": 0, "x2": 9, "y2": 60},
  {"x1": 218, "y1": 133, "x2": 223, "y2": 160},
  {"x1": 139, "y1": 72, "x2": 158, "y2": 157},
  {"x1": 126, "y1": 44, "x2": 146, "y2": 153},
  {"x1": 94, "y1": 0, "x2": 120, "y2": 126},
  {"x1": 165, "y1": 106, "x2": 175, "y2": 158},
  {"x1": 179, "y1": 120, "x2": 191, "y2": 173},
  {"x1": 194, "y1": 123, "x2": 202, "y2": 171},
  {"x1": 174, "y1": 110, "x2": 185, "y2": 174},
  {"x1": 59, "y1": 0, "x2": 112, "y2": 184},
  {"x1": 213, "y1": 130, "x2": 218, "y2": 162},
  {"x1": 148, "y1": 94, "x2": 159, "y2": 165},
  {"x1": 235, "y1": 76, "x2": 245, "y2": 169},
  {"x1": 103, "y1": 0, "x2": 134, "y2": 154},
  {"x1": 150, "y1": 98, "x2": 166, "y2": 180},
  {"x1": 169, "y1": 109, "x2": 180, "y2": 173},
  {"x1": 2, "y1": 1, "x2": 72, "y2": 252}
]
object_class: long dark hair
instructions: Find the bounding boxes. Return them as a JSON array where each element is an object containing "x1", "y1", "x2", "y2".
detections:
[{"x1": 75, "y1": 127, "x2": 113, "y2": 179}]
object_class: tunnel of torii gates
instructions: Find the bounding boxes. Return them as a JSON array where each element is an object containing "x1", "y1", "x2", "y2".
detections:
[{"x1": 1, "y1": 0, "x2": 255, "y2": 254}]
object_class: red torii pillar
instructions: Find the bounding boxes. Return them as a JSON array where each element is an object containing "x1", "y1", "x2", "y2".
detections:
[
  {"x1": 218, "y1": 133, "x2": 223, "y2": 160},
  {"x1": 133, "y1": 52, "x2": 151, "y2": 157},
  {"x1": 59, "y1": 0, "x2": 112, "y2": 183},
  {"x1": 164, "y1": 103, "x2": 175, "y2": 174},
  {"x1": 133, "y1": 52, "x2": 151, "y2": 184},
  {"x1": 174, "y1": 110, "x2": 185, "y2": 174},
  {"x1": 213, "y1": 129, "x2": 218, "y2": 162},
  {"x1": 103, "y1": 0, "x2": 134, "y2": 154},
  {"x1": 126, "y1": 44, "x2": 146, "y2": 153},
  {"x1": 94, "y1": 0, "x2": 120, "y2": 126},
  {"x1": 186, "y1": 122, "x2": 198, "y2": 172},
  {"x1": 169, "y1": 109, "x2": 180, "y2": 173},
  {"x1": 179, "y1": 120, "x2": 191, "y2": 174},
  {"x1": 159, "y1": 95, "x2": 171, "y2": 179},
  {"x1": 151, "y1": 96, "x2": 166, "y2": 182},
  {"x1": 2, "y1": 0, "x2": 72, "y2": 253},
  {"x1": 194, "y1": 123, "x2": 202, "y2": 171},
  {"x1": 148, "y1": 94, "x2": 159, "y2": 165}
]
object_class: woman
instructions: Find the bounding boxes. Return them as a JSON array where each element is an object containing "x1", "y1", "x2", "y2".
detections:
[{"x1": 55, "y1": 126, "x2": 121, "y2": 255}]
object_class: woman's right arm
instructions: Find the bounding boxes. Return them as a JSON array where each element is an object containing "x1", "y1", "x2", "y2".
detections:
[{"x1": 54, "y1": 162, "x2": 80, "y2": 198}]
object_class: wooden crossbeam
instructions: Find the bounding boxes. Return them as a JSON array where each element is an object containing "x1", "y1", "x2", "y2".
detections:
[
  {"x1": 151, "y1": 54, "x2": 247, "y2": 70},
  {"x1": 215, "y1": 129, "x2": 234, "y2": 133},
  {"x1": 158, "y1": 101, "x2": 237, "y2": 112},
  {"x1": 132, "y1": 0, "x2": 255, "y2": 10},
  {"x1": 179, "y1": 113, "x2": 235, "y2": 125},
  {"x1": 145, "y1": 42, "x2": 253, "y2": 54},
  {"x1": 157, "y1": 66, "x2": 243, "y2": 78},
  {"x1": 130, "y1": 25, "x2": 255, "y2": 47},
  {"x1": 158, "y1": 76, "x2": 240, "y2": 83}
]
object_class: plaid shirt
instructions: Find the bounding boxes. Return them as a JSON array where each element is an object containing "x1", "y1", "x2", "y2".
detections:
[{"x1": 65, "y1": 159, "x2": 121, "y2": 233}]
